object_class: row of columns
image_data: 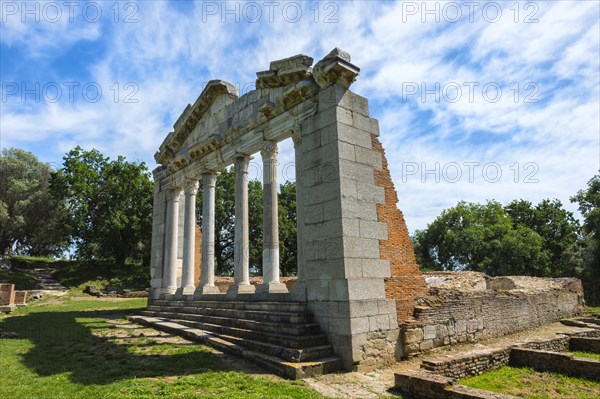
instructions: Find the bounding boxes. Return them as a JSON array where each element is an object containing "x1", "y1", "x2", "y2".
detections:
[{"x1": 161, "y1": 141, "x2": 287, "y2": 297}]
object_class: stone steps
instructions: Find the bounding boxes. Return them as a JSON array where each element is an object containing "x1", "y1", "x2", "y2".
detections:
[
  {"x1": 129, "y1": 315, "x2": 342, "y2": 379},
  {"x1": 152, "y1": 299, "x2": 306, "y2": 313},
  {"x1": 146, "y1": 305, "x2": 314, "y2": 324},
  {"x1": 139, "y1": 310, "x2": 328, "y2": 348},
  {"x1": 32, "y1": 268, "x2": 67, "y2": 291},
  {"x1": 142, "y1": 309, "x2": 320, "y2": 336}
]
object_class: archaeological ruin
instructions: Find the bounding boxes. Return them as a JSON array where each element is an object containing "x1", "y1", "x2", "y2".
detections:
[{"x1": 136, "y1": 49, "x2": 587, "y2": 378}]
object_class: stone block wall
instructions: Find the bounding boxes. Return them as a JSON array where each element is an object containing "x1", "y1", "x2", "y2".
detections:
[
  {"x1": 293, "y1": 85, "x2": 401, "y2": 370},
  {"x1": 402, "y1": 275, "x2": 585, "y2": 356},
  {"x1": 570, "y1": 337, "x2": 600, "y2": 353},
  {"x1": 422, "y1": 348, "x2": 512, "y2": 379},
  {"x1": 509, "y1": 348, "x2": 600, "y2": 381},
  {"x1": 394, "y1": 370, "x2": 519, "y2": 399}
]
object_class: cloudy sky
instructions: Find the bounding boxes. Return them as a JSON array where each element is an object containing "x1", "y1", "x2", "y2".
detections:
[{"x1": 1, "y1": 0, "x2": 598, "y2": 232}]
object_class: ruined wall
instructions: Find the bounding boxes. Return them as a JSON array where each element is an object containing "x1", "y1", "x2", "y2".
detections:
[
  {"x1": 403, "y1": 273, "x2": 586, "y2": 356},
  {"x1": 371, "y1": 136, "x2": 428, "y2": 324}
]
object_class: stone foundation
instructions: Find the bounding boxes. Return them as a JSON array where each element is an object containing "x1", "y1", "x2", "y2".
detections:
[
  {"x1": 510, "y1": 348, "x2": 600, "y2": 381},
  {"x1": 570, "y1": 337, "x2": 600, "y2": 353},
  {"x1": 403, "y1": 273, "x2": 585, "y2": 356},
  {"x1": 394, "y1": 370, "x2": 518, "y2": 399}
]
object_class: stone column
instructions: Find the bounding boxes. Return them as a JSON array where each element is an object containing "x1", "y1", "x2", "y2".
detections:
[
  {"x1": 195, "y1": 171, "x2": 221, "y2": 296},
  {"x1": 176, "y1": 179, "x2": 199, "y2": 297},
  {"x1": 162, "y1": 186, "x2": 183, "y2": 295},
  {"x1": 229, "y1": 155, "x2": 255, "y2": 295},
  {"x1": 258, "y1": 141, "x2": 287, "y2": 293}
]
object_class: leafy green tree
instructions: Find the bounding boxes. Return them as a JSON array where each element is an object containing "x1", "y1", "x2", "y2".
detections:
[
  {"x1": 197, "y1": 168, "x2": 298, "y2": 277},
  {"x1": 414, "y1": 201, "x2": 550, "y2": 276},
  {"x1": 572, "y1": 174, "x2": 600, "y2": 239},
  {"x1": 197, "y1": 168, "x2": 265, "y2": 275},
  {"x1": 571, "y1": 173, "x2": 600, "y2": 305},
  {"x1": 51, "y1": 146, "x2": 153, "y2": 266},
  {"x1": 278, "y1": 181, "x2": 297, "y2": 276},
  {"x1": 0, "y1": 148, "x2": 69, "y2": 256},
  {"x1": 505, "y1": 199, "x2": 581, "y2": 276}
]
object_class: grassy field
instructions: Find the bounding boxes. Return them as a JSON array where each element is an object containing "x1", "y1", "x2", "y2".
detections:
[
  {"x1": 0, "y1": 293, "x2": 329, "y2": 399},
  {"x1": 460, "y1": 366, "x2": 600, "y2": 399}
]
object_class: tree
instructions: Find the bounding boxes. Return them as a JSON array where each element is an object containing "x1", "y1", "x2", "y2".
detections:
[
  {"x1": 413, "y1": 201, "x2": 550, "y2": 276},
  {"x1": 197, "y1": 168, "x2": 265, "y2": 275},
  {"x1": 197, "y1": 168, "x2": 298, "y2": 277},
  {"x1": 278, "y1": 181, "x2": 297, "y2": 276},
  {"x1": 0, "y1": 148, "x2": 69, "y2": 256},
  {"x1": 505, "y1": 199, "x2": 581, "y2": 276},
  {"x1": 572, "y1": 174, "x2": 600, "y2": 239},
  {"x1": 51, "y1": 146, "x2": 153, "y2": 266},
  {"x1": 571, "y1": 173, "x2": 600, "y2": 305}
]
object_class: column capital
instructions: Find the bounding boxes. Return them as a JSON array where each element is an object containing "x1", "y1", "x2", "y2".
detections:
[
  {"x1": 202, "y1": 171, "x2": 219, "y2": 187},
  {"x1": 166, "y1": 186, "x2": 183, "y2": 201},
  {"x1": 234, "y1": 154, "x2": 250, "y2": 173},
  {"x1": 184, "y1": 179, "x2": 199, "y2": 194},
  {"x1": 261, "y1": 141, "x2": 278, "y2": 161}
]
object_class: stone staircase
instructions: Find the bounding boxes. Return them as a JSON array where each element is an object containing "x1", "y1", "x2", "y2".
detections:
[
  {"x1": 129, "y1": 299, "x2": 342, "y2": 379},
  {"x1": 33, "y1": 268, "x2": 67, "y2": 291}
]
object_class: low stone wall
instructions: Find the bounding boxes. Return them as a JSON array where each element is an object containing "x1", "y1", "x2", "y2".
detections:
[
  {"x1": 419, "y1": 331, "x2": 600, "y2": 378},
  {"x1": 403, "y1": 274, "x2": 585, "y2": 356},
  {"x1": 422, "y1": 348, "x2": 512, "y2": 378},
  {"x1": 0, "y1": 283, "x2": 15, "y2": 306},
  {"x1": 521, "y1": 336, "x2": 570, "y2": 352},
  {"x1": 510, "y1": 348, "x2": 600, "y2": 381},
  {"x1": 569, "y1": 337, "x2": 600, "y2": 354},
  {"x1": 394, "y1": 370, "x2": 519, "y2": 399}
]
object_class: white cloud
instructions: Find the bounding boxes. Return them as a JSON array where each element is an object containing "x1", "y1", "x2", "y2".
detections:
[{"x1": 1, "y1": 0, "x2": 598, "y2": 232}]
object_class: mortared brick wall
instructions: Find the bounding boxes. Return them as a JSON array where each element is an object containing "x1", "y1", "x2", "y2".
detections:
[{"x1": 372, "y1": 135, "x2": 428, "y2": 324}]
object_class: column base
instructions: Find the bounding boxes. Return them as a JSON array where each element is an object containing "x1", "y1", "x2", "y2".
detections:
[
  {"x1": 175, "y1": 286, "x2": 196, "y2": 298},
  {"x1": 226, "y1": 283, "x2": 256, "y2": 297},
  {"x1": 256, "y1": 282, "x2": 288, "y2": 294},
  {"x1": 161, "y1": 287, "x2": 177, "y2": 297},
  {"x1": 194, "y1": 284, "x2": 222, "y2": 297}
]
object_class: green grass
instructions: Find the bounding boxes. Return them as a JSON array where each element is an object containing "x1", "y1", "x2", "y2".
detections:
[
  {"x1": 460, "y1": 366, "x2": 600, "y2": 399},
  {"x1": 587, "y1": 306, "x2": 600, "y2": 313},
  {"x1": 6, "y1": 256, "x2": 150, "y2": 291},
  {"x1": 572, "y1": 351, "x2": 600, "y2": 361},
  {"x1": 0, "y1": 267, "x2": 38, "y2": 289},
  {"x1": 0, "y1": 295, "x2": 329, "y2": 399}
]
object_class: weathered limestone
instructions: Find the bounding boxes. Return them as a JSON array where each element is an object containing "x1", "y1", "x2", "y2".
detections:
[
  {"x1": 162, "y1": 187, "x2": 183, "y2": 295},
  {"x1": 258, "y1": 141, "x2": 287, "y2": 294},
  {"x1": 402, "y1": 273, "x2": 586, "y2": 357},
  {"x1": 196, "y1": 172, "x2": 220, "y2": 295},
  {"x1": 229, "y1": 155, "x2": 255, "y2": 295},
  {"x1": 148, "y1": 48, "x2": 404, "y2": 370},
  {"x1": 177, "y1": 179, "x2": 199, "y2": 297},
  {"x1": 146, "y1": 48, "x2": 589, "y2": 374}
]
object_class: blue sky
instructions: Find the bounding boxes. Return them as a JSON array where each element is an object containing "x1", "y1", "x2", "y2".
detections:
[{"x1": 1, "y1": 1, "x2": 599, "y2": 232}]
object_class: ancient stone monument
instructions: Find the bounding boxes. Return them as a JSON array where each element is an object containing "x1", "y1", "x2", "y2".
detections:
[{"x1": 142, "y1": 49, "x2": 585, "y2": 378}]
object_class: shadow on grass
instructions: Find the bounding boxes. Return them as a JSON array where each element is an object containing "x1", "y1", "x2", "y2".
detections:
[{"x1": 0, "y1": 307, "x2": 228, "y2": 385}]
